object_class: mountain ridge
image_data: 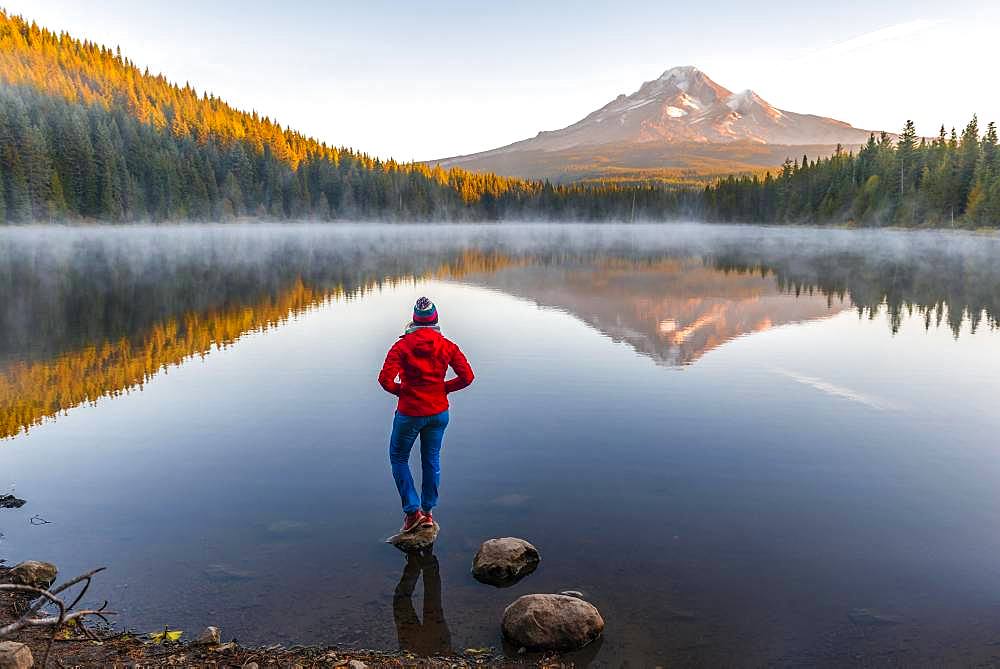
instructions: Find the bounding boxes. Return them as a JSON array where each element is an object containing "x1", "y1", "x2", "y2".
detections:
[{"x1": 429, "y1": 66, "x2": 884, "y2": 182}]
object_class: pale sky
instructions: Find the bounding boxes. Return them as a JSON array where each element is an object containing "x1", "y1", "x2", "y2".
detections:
[{"x1": 6, "y1": 1, "x2": 999, "y2": 160}]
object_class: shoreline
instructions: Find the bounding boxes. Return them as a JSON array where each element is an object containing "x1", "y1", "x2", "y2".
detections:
[
  {"x1": 0, "y1": 598, "x2": 540, "y2": 668},
  {"x1": 0, "y1": 560, "x2": 574, "y2": 668},
  {"x1": 2, "y1": 629, "x2": 519, "y2": 668}
]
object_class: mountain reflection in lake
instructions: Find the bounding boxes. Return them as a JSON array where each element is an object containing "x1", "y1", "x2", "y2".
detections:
[
  {"x1": 2, "y1": 224, "x2": 999, "y2": 666},
  {"x1": 462, "y1": 259, "x2": 847, "y2": 366}
]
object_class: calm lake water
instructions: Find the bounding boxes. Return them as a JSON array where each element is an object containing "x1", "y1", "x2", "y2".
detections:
[{"x1": 2, "y1": 223, "x2": 999, "y2": 666}]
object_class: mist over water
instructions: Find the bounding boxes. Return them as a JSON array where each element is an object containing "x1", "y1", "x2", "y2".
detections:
[
  {"x1": 1, "y1": 222, "x2": 997, "y2": 362},
  {"x1": 2, "y1": 222, "x2": 999, "y2": 666}
]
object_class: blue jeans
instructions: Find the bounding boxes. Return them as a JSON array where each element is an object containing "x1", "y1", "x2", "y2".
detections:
[{"x1": 389, "y1": 410, "x2": 449, "y2": 514}]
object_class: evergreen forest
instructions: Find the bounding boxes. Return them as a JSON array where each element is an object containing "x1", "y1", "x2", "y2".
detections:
[{"x1": 1, "y1": 11, "x2": 997, "y2": 228}]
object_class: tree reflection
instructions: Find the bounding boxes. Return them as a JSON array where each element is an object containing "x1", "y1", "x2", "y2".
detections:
[{"x1": 1, "y1": 228, "x2": 997, "y2": 439}]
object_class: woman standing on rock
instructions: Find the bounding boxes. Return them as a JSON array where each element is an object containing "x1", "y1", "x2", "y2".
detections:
[{"x1": 379, "y1": 297, "x2": 475, "y2": 533}]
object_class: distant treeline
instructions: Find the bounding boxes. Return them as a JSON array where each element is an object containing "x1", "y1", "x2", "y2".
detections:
[
  {"x1": 0, "y1": 80, "x2": 693, "y2": 222},
  {"x1": 0, "y1": 11, "x2": 694, "y2": 223},
  {"x1": 704, "y1": 120, "x2": 1000, "y2": 227},
  {"x1": 0, "y1": 10, "x2": 996, "y2": 227}
]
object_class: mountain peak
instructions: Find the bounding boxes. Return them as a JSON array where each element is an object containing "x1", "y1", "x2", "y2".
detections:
[
  {"x1": 638, "y1": 66, "x2": 732, "y2": 105},
  {"x1": 658, "y1": 65, "x2": 701, "y2": 82},
  {"x1": 431, "y1": 66, "x2": 881, "y2": 176}
]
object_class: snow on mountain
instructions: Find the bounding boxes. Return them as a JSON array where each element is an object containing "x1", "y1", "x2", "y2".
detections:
[{"x1": 434, "y1": 66, "x2": 880, "y2": 169}]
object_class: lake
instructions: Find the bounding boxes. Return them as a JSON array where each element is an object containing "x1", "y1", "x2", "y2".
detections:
[{"x1": 2, "y1": 223, "x2": 999, "y2": 666}]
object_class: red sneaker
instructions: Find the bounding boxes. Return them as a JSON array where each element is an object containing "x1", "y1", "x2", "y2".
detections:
[
  {"x1": 400, "y1": 511, "x2": 424, "y2": 533},
  {"x1": 420, "y1": 510, "x2": 434, "y2": 527}
]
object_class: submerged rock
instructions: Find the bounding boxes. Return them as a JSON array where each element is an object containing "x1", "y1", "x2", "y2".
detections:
[
  {"x1": 1, "y1": 560, "x2": 57, "y2": 590},
  {"x1": 472, "y1": 538, "x2": 540, "y2": 587},
  {"x1": 848, "y1": 608, "x2": 902, "y2": 626},
  {"x1": 386, "y1": 523, "x2": 439, "y2": 552},
  {"x1": 502, "y1": 594, "x2": 604, "y2": 651},
  {"x1": 0, "y1": 642, "x2": 33, "y2": 669},
  {"x1": 192, "y1": 626, "x2": 221, "y2": 645},
  {"x1": 266, "y1": 520, "x2": 309, "y2": 535},
  {"x1": 203, "y1": 564, "x2": 255, "y2": 582},
  {"x1": 0, "y1": 495, "x2": 25, "y2": 510},
  {"x1": 491, "y1": 494, "x2": 530, "y2": 508}
]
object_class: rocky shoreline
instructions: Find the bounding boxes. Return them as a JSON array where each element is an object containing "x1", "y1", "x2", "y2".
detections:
[
  {"x1": 0, "y1": 596, "x2": 580, "y2": 668},
  {"x1": 0, "y1": 627, "x2": 523, "y2": 668},
  {"x1": 1, "y1": 533, "x2": 605, "y2": 668}
]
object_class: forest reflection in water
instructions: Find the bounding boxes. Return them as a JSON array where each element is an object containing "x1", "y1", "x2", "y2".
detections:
[{"x1": 0, "y1": 223, "x2": 997, "y2": 439}]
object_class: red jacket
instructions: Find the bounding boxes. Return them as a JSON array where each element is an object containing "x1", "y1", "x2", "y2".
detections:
[{"x1": 378, "y1": 328, "x2": 474, "y2": 416}]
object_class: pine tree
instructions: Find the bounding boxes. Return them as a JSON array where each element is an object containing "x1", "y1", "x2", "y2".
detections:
[
  {"x1": 49, "y1": 170, "x2": 68, "y2": 217},
  {"x1": 986, "y1": 174, "x2": 1000, "y2": 227},
  {"x1": 898, "y1": 121, "x2": 917, "y2": 191},
  {"x1": 983, "y1": 122, "x2": 998, "y2": 172},
  {"x1": 895, "y1": 120, "x2": 918, "y2": 224},
  {"x1": 222, "y1": 172, "x2": 243, "y2": 218},
  {"x1": 6, "y1": 159, "x2": 31, "y2": 221},
  {"x1": 956, "y1": 116, "x2": 982, "y2": 215}
]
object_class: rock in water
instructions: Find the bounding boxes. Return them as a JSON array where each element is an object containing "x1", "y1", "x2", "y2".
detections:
[
  {"x1": 0, "y1": 641, "x2": 33, "y2": 669},
  {"x1": 502, "y1": 594, "x2": 604, "y2": 651},
  {"x1": 848, "y1": 608, "x2": 902, "y2": 626},
  {"x1": 192, "y1": 626, "x2": 221, "y2": 645},
  {"x1": 203, "y1": 564, "x2": 254, "y2": 582},
  {"x1": 472, "y1": 538, "x2": 540, "y2": 587},
  {"x1": 559, "y1": 590, "x2": 586, "y2": 600},
  {"x1": 0, "y1": 495, "x2": 26, "y2": 510},
  {"x1": 1, "y1": 561, "x2": 57, "y2": 590},
  {"x1": 386, "y1": 523, "x2": 439, "y2": 552}
]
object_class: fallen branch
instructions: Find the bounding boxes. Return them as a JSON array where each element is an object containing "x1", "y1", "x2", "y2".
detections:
[{"x1": 0, "y1": 567, "x2": 116, "y2": 667}]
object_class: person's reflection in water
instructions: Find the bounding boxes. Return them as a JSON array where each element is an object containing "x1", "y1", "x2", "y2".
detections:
[{"x1": 393, "y1": 549, "x2": 452, "y2": 656}]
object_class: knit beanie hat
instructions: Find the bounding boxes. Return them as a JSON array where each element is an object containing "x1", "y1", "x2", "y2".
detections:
[{"x1": 412, "y1": 297, "x2": 438, "y2": 325}]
